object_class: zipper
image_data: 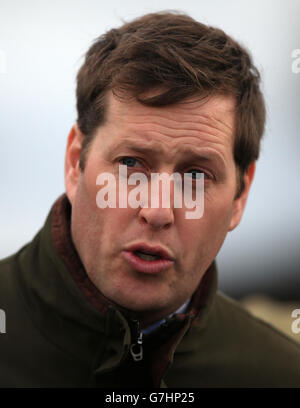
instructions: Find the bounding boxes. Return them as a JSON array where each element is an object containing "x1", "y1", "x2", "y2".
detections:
[{"x1": 129, "y1": 319, "x2": 143, "y2": 362}]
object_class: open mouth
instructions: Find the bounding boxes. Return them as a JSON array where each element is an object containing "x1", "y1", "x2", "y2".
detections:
[
  {"x1": 134, "y1": 250, "x2": 163, "y2": 261},
  {"x1": 122, "y1": 248, "x2": 174, "y2": 274}
]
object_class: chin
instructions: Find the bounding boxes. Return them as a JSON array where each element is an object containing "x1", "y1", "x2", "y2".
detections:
[{"x1": 112, "y1": 293, "x2": 166, "y2": 314}]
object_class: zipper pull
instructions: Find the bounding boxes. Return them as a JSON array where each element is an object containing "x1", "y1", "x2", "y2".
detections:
[{"x1": 129, "y1": 319, "x2": 143, "y2": 362}]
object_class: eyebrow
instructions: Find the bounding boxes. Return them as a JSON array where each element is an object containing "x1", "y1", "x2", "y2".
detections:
[
  {"x1": 111, "y1": 140, "x2": 226, "y2": 170},
  {"x1": 116, "y1": 141, "x2": 161, "y2": 154},
  {"x1": 179, "y1": 148, "x2": 226, "y2": 170}
]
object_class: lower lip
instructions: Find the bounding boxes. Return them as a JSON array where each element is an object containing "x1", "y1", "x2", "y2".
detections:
[{"x1": 122, "y1": 251, "x2": 174, "y2": 274}]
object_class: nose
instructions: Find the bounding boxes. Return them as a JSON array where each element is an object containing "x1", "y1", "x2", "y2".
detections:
[
  {"x1": 138, "y1": 179, "x2": 175, "y2": 230},
  {"x1": 138, "y1": 206, "x2": 174, "y2": 230}
]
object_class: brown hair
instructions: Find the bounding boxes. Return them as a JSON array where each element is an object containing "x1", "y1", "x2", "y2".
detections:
[{"x1": 76, "y1": 11, "x2": 266, "y2": 197}]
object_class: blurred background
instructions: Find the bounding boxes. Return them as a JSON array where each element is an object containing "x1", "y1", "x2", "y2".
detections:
[{"x1": 0, "y1": 0, "x2": 300, "y2": 339}]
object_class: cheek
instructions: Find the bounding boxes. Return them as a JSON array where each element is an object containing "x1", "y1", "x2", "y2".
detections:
[
  {"x1": 82, "y1": 157, "x2": 138, "y2": 226},
  {"x1": 83, "y1": 164, "x2": 102, "y2": 205},
  {"x1": 179, "y1": 193, "x2": 235, "y2": 258},
  {"x1": 205, "y1": 181, "x2": 236, "y2": 217}
]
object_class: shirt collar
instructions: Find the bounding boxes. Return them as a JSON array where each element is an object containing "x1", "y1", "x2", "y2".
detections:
[{"x1": 142, "y1": 298, "x2": 191, "y2": 335}]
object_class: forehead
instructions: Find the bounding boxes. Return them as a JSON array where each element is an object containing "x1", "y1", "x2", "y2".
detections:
[{"x1": 101, "y1": 91, "x2": 236, "y2": 165}]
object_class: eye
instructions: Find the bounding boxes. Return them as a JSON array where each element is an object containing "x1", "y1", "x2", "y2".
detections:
[
  {"x1": 185, "y1": 169, "x2": 207, "y2": 179},
  {"x1": 119, "y1": 156, "x2": 142, "y2": 168}
]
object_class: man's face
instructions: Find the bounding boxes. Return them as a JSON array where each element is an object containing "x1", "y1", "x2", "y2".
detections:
[{"x1": 65, "y1": 92, "x2": 254, "y2": 326}]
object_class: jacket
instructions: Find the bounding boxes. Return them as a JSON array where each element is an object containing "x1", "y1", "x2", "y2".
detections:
[{"x1": 1, "y1": 194, "x2": 300, "y2": 387}]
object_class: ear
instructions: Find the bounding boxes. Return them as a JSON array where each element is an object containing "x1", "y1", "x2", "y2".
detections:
[
  {"x1": 65, "y1": 123, "x2": 84, "y2": 204},
  {"x1": 228, "y1": 161, "x2": 256, "y2": 231}
]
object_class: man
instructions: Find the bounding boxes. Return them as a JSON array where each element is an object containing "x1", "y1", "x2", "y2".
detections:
[{"x1": 1, "y1": 12, "x2": 300, "y2": 388}]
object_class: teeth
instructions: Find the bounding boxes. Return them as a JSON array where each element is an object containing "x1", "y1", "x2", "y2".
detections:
[{"x1": 135, "y1": 251, "x2": 161, "y2": 261}]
